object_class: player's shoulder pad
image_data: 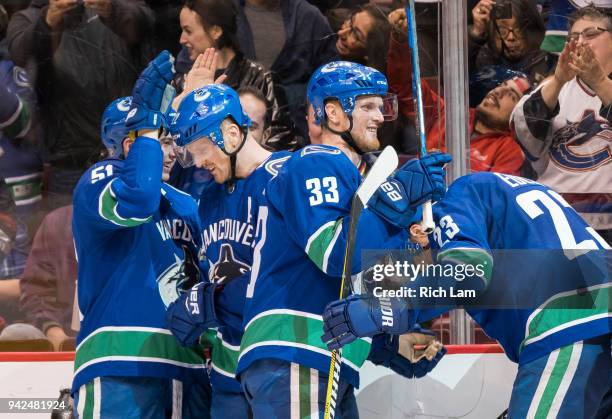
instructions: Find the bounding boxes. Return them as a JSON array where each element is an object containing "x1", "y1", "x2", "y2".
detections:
[
  {"x1": 72, "y1": 159, "x2": 124, "y2": 219},
  {"x1": 263, "y1": 150, "x2": 292, "y2": 177},
  {"x1": 445, "y1": 173, "x2": 486, "y2": 195},
  {"x1": 287, "y1": 144, "x2": 355, "y2": 177},
  {"x1": 75, "y1": 158, "x2": 123, "y2": 193}
]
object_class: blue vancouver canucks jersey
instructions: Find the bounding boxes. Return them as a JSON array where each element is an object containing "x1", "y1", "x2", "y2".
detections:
[
  {"x1": 72, "y1": 138, "x2": 207, "y2": 393},
  {"x1": 426, "y1": 172, "x2": 611, "y2": 364},
  {"x1": 237, "y1": 145, "x2": 409, "y2": 387},
  {"x1": 198, "y1": 151, "x2": 291, "y2": 393}
]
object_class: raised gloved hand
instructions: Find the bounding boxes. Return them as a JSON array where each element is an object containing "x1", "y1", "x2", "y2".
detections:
[
  {"x1": 125, "y1": 50, "x2": 176, "y2": 133},
  {"x1": 368, "y1": 179, "x2": 419, "y2": 229},
  {"x1": 367, "y1": 327, "x2": 446, "y2": 378},
  {"x1": 166, "y1": 281, "x2": 220, "y2": 346},
  {"x1": 393, "y1": 152, "x2": 451, "y2": 207},
  {"x1": 321, "y1": 294, "x2": 414, "y2": 350}
]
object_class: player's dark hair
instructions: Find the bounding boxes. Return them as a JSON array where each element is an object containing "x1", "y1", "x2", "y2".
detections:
[
  {"x1": 237, "y1": 86, "x2": 271, "y2": 130},
  {"x1": 182, "y1": 0, "x2": 242, "y2": 54},
  {"x1": 568, "y1": 4, "x2": 612, "y2": 31}
]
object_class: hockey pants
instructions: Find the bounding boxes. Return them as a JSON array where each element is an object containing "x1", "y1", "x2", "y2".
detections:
[
  {"x1": 240, "y1": 359, "x2": 359, "y2": 419},
  {"x1": 508, "y1": 335, "x2": 611, "y2": 419},
  {"x1": 74, "y1": 376, "x2": 211, "y2": 419}
]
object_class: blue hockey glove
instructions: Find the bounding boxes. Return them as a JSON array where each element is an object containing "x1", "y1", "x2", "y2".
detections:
[
  {"x1": 393, "y1": 152, "x2": 451, "y2": 207},
  {"x1": 166, "y1": 281, "x2": 220, "y2": 346},
  {"x1": 321, "y1": 294, "x2": 415, "y2": 350},
  {"x1": 368, "y1": 328, "x2": 446, "y2": 378},
  {"x1": 368, "y1": 179, "x2": 419, "y2": 229},
  {"x1": 125, "y1": 50, "x2": 176, "y2": 133}
]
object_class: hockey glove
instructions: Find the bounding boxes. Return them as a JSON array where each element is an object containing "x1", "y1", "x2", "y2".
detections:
[
  {"x1": 368, "y1": 328, "x2": 445, "y2": 378},
  {"x1": 125, "y1": 50, "x2": 176, "y2": 133},
  {"x1": 166, "y1": 281, "x2": 220, "y2": 346},
  {"x1": 368, "y1": 179, "x2": 419, "y2": 229},
  {"x1": 321, "y1": 294, "x2": 415, "y2": 350},
  {"x1": 393, "y1": 152, "x2": 451, "y2": 208}
]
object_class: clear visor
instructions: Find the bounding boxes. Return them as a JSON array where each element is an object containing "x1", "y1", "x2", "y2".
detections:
[
  {"x1": 173, "y1": 144, "x2": 195, "y2": 168},
  {"x1": 381, "y1": 93, "x2": 398, "y2": 121}
]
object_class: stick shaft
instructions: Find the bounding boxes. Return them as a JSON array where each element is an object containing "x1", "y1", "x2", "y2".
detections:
[
  {"x1": 323, "y1": 147, "x2": 398, "y2": 419},
  {"x1": 406, "y1": 1, "x2": 435, "y2": 233},
  {"x1": 323, "y1": 197, "x2": 362, "y2": 419}
]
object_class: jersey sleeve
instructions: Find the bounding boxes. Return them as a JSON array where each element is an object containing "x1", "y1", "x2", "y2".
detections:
[
  {"x1": 267, "y1": 147, "x2": 407, "y2": 277},
  {"x1": 430, "y1": 176, "x2": 493, "y2": 290},
  {"x1": 511, "y1": 80, "x2": 558, "y2": 161},
  {"x1": 74, "y1": 137, "x2": 163, "y2": 231}
]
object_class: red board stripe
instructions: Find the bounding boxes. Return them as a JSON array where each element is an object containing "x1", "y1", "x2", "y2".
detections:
[{"x1": 0, "y1": 344, "x2": 504, "y2": 362}]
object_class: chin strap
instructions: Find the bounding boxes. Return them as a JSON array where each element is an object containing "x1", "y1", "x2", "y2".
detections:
[
  {"x1": 322, "y1": 115, "x2": 365, "y2": 155},
  {"x1": 222, "y1": 129, "x2": 248, "y2": 193}
]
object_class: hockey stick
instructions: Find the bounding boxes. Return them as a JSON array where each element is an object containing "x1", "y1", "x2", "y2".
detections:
[
  {"x1": 323, "y1": 146, "x2": 399, "y2": 419},
  {"x1": 406, "y1": 0, "x2": 435, "y2": 233}
]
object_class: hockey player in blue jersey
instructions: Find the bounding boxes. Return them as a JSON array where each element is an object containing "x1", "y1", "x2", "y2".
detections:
[
  {"x1": 322, "y1": 172, "x2": 612, "y2": 419},
  {"x1": 220, "y1": 61, "x2": 451, "y2": 418},
  {"x1": 165, "y1": 83, "x2": 292, "y2": 418},
  {"x1": 71, "y1": 52, "x2": 213, "y2": 418}
]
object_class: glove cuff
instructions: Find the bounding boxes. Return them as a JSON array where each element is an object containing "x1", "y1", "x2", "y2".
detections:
[
  {"x1": 125, "y1": 109, "x2": 166, "y2": 133},
  {"x1": 199, "y1": 282, "x2": 221, "y2": 328}
]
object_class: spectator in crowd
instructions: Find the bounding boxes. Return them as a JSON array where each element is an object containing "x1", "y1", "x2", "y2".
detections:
[
  {"x1": 336, "y1": 4, "x2": 391, "y2": 73},
  {"x1": 20, "y1": 205, "x2": 76, "y2": 351},
  {"x1": 541, "y1": 0, "x2": 610, "y2": 54},
  {"x1": 389, "y1": 8, "x2": 529, "y2": 176},
  {"x1": 175, "y1": 0, "x2": 301, "y2": 151},
  {"x1": 469, "y1": 0, "x2": 552, "y2": 83},
  {"x1": 512, "y1": 4, "x2": 612, "y2": 243},
  {"x1": 236, "y1": 0, "x2": 338, "y2": 138},
  {"x1": 6, "y1": 0, "x2": 155, "y2": 210},
  {"x1": 238, "y1": 86, "x2": 270, "y2": 147},
  {"x1": 0, "y1": 33, "x2": 43, "y2": 325},
  {"x1": 336, "y1": 5, "x2": 420, "y2": 153}
]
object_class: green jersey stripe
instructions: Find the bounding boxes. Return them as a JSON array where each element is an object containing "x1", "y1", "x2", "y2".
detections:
[
  {"x1": 83, "y1": 381, "x2": 94, "y2": 419},
  {"x1": 305, "y1": 220, "x2": 343, "y2": 273},
  {"x1": 74, "y1": 329, "x2": 205, "y2": 373},
  {"x1": 522, "y1": 284, "x2": 611, "y2": 349},
  {"x1": 240, "y1": 310, "x2": 371, "y2": 370},
  {"x1": 98, "y1": 180, "x2": 152, "y2": 227},
  {"x1": 541, "y1": 33, "x2": 566, "y2": 54},
  {"x1": 299, "y1": 365, "x2": 310, "y2": 418},
  {"x1": 437, "y1": 247, "x2": 493, "y2": 287},
  {"x1": 534, "y1": 344, "x2": 573, "y2": 418},
  {"x1": 201, "y1": 330, "x2": 240, "y2": 377}
]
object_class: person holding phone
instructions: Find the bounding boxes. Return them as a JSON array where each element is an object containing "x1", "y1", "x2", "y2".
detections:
[{"x1": 468, "y1": 0, "x2": 552, "y2": 82}]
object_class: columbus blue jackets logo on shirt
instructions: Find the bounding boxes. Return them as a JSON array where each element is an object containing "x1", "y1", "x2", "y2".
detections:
[{"x1": 210, "y1": 243, "x2": 250, "y2": 284}]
